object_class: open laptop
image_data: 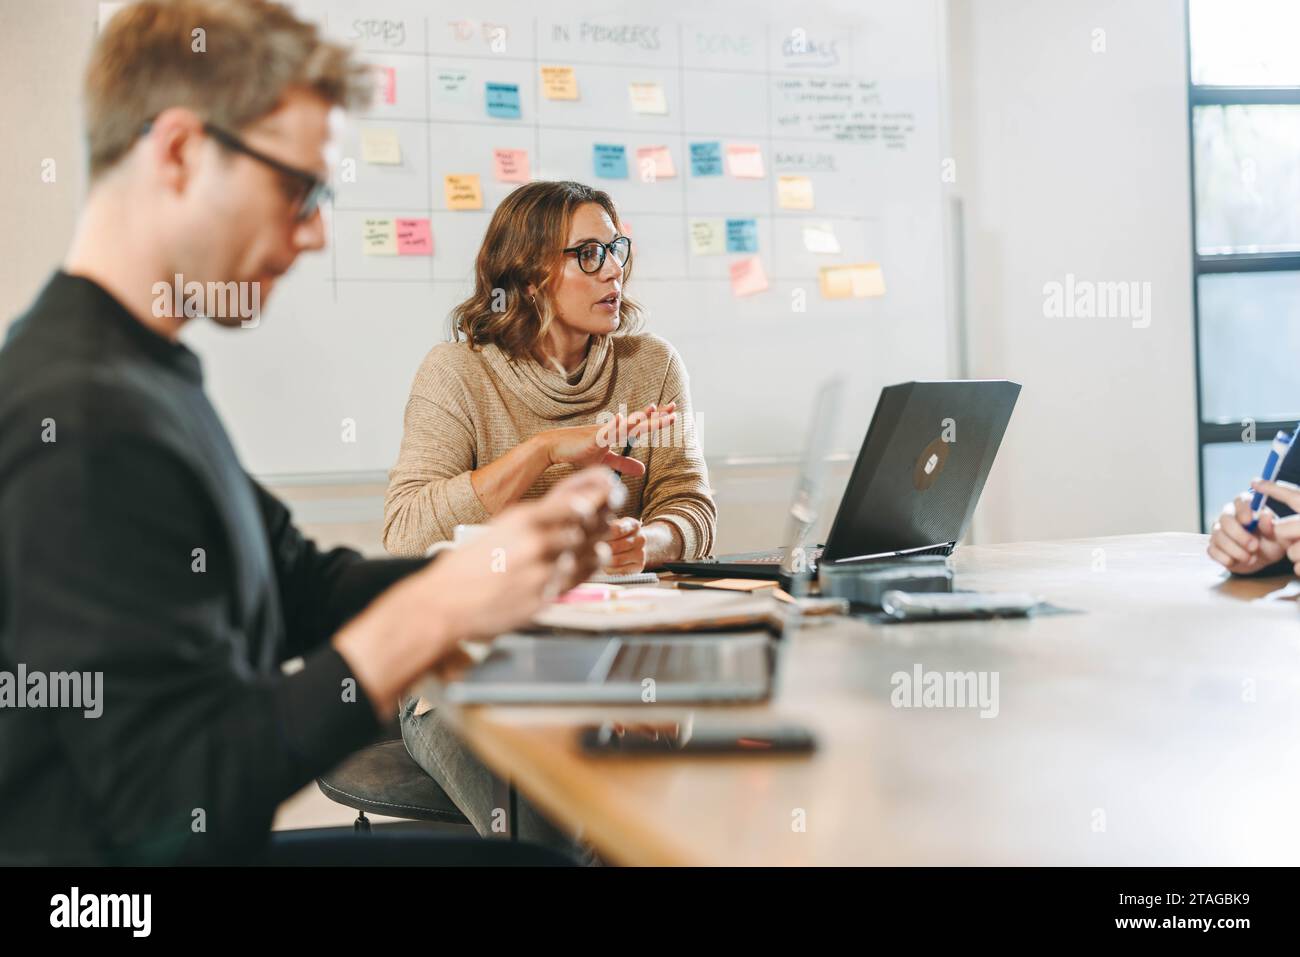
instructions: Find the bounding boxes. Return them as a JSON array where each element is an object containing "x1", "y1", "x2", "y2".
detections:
[
  {"x1": 420, "y1": 381, "x2": 843, "y2": 705},
  {"x1": 664, "y1": 379, "x2": 1021, "y2": 581}
]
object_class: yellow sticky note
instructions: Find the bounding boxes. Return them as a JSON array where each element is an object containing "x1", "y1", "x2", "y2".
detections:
[
  {"x1": 778, "y1": 175, "x2": 815, "y2": 209},
  {"x1": 362, "y1": 218, "x2": 398, "y2": 256},
  {"x1": 444, "y1": 173, "x2": 484, "y2": 210},
  {"x1": 635, "y1": 145, "x2": 675, "y2": 181},
  {"x1": 541, "y1": 65, "x2": 579, "y2": 100},
  {"x1": 688, "y1": 219, "x2": 726, "y2": 256},
  {"x1": 726, "y1": 143, "x2": 765, "y2": 178},
  {"x1": 730, "y1": 256, "x2": 768, "y2": 297},
  {"x1": 629, "y1": 81, "x2": 668, "y2": 115},
  {"x1": 361, "y1": 128, "x2": 402, "y2": 165},
  {"x1": 819, "y1": 263, "x2": 886, "y2": 299}
]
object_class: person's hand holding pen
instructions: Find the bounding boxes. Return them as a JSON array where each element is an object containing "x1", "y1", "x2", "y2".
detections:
[{"x1": 539, "y1": 401, "x2": 677, "y2": 477}]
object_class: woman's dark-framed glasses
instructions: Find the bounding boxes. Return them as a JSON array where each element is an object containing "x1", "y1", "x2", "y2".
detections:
[
  {"x1": 562, "y1": 235, "x2": 631, "y2": 274},
  {"x1": 141, "y1": 118, "x2": 333, "y2": 222}
]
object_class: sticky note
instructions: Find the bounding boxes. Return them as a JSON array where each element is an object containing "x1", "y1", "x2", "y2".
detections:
[
  {"x1": 361, "y1": 129, "x2": 402, "y2": 165},
  {"x1": 730, "y1": 256, "x2": 768, "y2": 297},
  {"x1": 493, "y1": 148, "x2": 530, "y2": 183},
  {"x1": 486, "y1": 82, "x2": 521, "y2": 119},
  {"x1": 777, "y1": 175, "x2": 815, "y2": 209},
  {"x1": 819, "y1": 263, "x2": 886, "y2": 299},
  {"x1": 629, "y1": 81, "x2": 668, "y2": 114},
  {"x1": 540, "y1": 65, "x2": 579, "y2": 100},
  {"x1": 635, "y1": 145, "x2": 675, "y2": 181},
  {"x1": 378, "y1": 66, "x2": 397, "y2": 105},
  {"x1": 444, "y1": 173, "x2": 484, "y2": 210},
  {"x1": 593, "y1": 143, "x2": 628, "y2": 179},
  {"x1": 396, "y1": 218, "x2": 432, "y2": 255},
  {"x1": 689, "y1": 141, "x2": 723, "y2": 177},
  {"x1": 688, "y1": 219, "x2": 726, "y2": 256},
  {"x1": 726, "y1": 143, "x2": 765, "y2": 178},
  {"x1": 362, "y1": 218, "x2": 397, "y2": 256},
  {"x1": 802, "y1": 222, "x2": 841, "y2": 254},
  {"x1": 434, "y1": 70, "x2": 471, "y2": 101},
  {"x1": 725, "y1": 218, "x2": 759, "y2": 253}
]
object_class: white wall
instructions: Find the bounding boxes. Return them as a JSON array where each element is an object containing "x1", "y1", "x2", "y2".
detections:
[{"x1": 947, "y1": 0, "x2": 1200, "y2": 542}]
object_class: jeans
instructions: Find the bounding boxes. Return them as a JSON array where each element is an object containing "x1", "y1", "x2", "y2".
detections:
[{"x1": 398, "y1": 696, "x2": 583, "y2": 854}]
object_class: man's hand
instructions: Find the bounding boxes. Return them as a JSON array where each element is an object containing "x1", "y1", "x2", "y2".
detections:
[
  {"x1": 1246, "y1": 480, "x2": 1300, "y2": 576},
  {"x1": 334, "y1": 468, "x2": 620, "y2": 718},
  {"x1": 1207, "y1": 489, "x2": 1286, "y2": 574}
]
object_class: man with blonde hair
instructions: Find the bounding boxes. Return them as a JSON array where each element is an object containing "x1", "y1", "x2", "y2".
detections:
[{"x1": 0, "y1": 0, "x2": 615, "y2": 864}]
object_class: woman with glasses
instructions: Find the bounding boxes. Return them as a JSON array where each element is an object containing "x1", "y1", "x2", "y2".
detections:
[
  {"x1": 383, "y1": 180, "x2": 715, "y2": 573},
  {"x1": 384, "y1": 180, "x2": 716, "y2": 851}
]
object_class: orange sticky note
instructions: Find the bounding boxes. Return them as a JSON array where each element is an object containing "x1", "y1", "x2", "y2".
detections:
[
  {"x1": 635, "y1": 145, "x2": 675, "y2": 181},
  {"x1": 540, "y1": 65, "x2": 579, "y2": 100},
  {"x1": 777, "y1": 175, "x2": 814, "y2": 209},
  {"x1": 726, "y1": 143, "x2": 765, "y2": 178},
  {"x1": 729, "y1": 256, "x2": 768, "y2": 297},
  {"x1": 396, "y1": 218, "x2": 432, "y2": 255},
  {"x1": 493, "y1": 148, "x2": 530, "y2": 183},
  {"x1": 444, "y1": 173, "x2": 483, "y2": 210},
  {"x1": 819, "y1": 263, "x2": 886, "y2": 299}
]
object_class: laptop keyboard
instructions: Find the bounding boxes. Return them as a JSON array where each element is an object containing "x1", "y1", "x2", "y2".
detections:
[
  {"x1": 736, "y1": 546, "x2": 825, "y2": 565},
  {"x1": 606, "y1": 642, "x2": 720, "y2": 684}
]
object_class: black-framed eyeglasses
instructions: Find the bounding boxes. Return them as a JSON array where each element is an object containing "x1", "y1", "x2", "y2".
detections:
[
  {"x1": 562, "y1": 235, "x2": 631, "y2": 274},
  {"x1": 141, "y1": 118, "x2": 333, "y2": 222}
]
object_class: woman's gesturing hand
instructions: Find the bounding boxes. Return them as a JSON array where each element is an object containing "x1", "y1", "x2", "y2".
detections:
[{"x1": 541, "y1": 402, "x2": 677, "y2": 477}]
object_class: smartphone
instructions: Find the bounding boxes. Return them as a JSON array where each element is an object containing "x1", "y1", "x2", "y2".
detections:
[
  {"x1": 880, "y1": 590, "x2": 1040, "y2": 621},
  {"x1": 578, "y1": 720, "x2": 816, "y2": 755}
]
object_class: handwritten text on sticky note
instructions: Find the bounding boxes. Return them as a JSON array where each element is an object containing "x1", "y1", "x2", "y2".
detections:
[
  {"x1": 444, "y1": 173, "x2": 484, "y2": 210},
  {"x1": 689, "y1": 219, "x2": 726, "y2": 256},
  {"x1": 396, "y1": 218, "x2": 432, "y2": 255},
  {"x1": 689, "y1": 141, "x2": 723, "y2": 176},
  {"x1": 363, "y1": 218, "x2": 398, "y2": 256},
  {"x1": 629, "y1": 81, "x2": 668, "y2": 114},
  {"x1": 777, "y1": 175, "x2": 815, "y2": 209},
  {"x1": 361, "y1": 129, "x2": 402, "y2": 165},
  {"x1": 485, "y1": 82, "x2": 521, "y2": 119},
  {"x1": 593, "y1": 143, "x2": 628, "y2": 179},
  {"x1": 540, "y1": 65, "x2": 579, "y2": 100},
  {"x1": 726, "y1": 143, "x2": 765, "y2": 178},
  {"x1": 730, "y1": 256, "x2": 768, "y2": 297},
  {"x1": 493, "y1": 148, "x2": 530, "y2": 183},
  {"x1": 725, "y1": 218, "x2": 759, "y2": 253}
]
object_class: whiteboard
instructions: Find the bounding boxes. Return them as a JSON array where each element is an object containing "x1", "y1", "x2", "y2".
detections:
[{"x1": 184, "y1": 0, "x2": 950, "y2": 479}]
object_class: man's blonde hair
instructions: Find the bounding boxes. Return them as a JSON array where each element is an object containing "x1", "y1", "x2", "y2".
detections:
[{"x1": 84, "y1": 0, "x2": 372, "y2": 180}]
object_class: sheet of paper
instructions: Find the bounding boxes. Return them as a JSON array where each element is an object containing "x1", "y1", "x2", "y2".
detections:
[
  {"x1": 485, "y1": 81, "x2": 521, "y2": 119},
  {"x1": 433, "y1": 69, "x2": 471, "y2": 102},
  {"x1": 395, "y1": 218, "x2": 432, "y2": 255},
  {"x1": 628, "y1": 81, "x2": 668, "y2": 114},
  {"x1": 362, "y1": 218, "x2": 397, "y2": 256},
  {"x1": 819, "y1": 263, "x2": 886, "y2": 299},
  {"x1": 725, "y1": 218, "x2": 759, "y2": 253},
  {"x1": 360, "y1": 128, "x2": 402, "y2": 165},
  {"x1": 444, "y1": 173, "x2": 484, "y2": 210},
  {"x1": 688, "y1": 218, "x2": 726, "y2": 256},
  {"x1": 593, "y1": 143, "x2": 628, "y2": 179},
  {"x1": 728, "y1": 143, "x2": 764, "y2": 178},
  {"x1": 730, "y1": 256, "x2": 769, "y2": 297},
  {"x1": 540, "y1": 65, "x2": 579, "y2": 100},
  {"x1": 777, "y1": 175, "x2": 815, "y2": 209},
  {"x1": 689, "y1": 141, "x2": 723, "y2": 176},
  {"x1": 726, "y1": 143, "x2": 765, "y2": 178},
  {"x1": 636, "y1": 145, "x2": 676, "y2": 180},
  {"x1": 493, "y1": 148, "x2": 530, "y2": 183},
  {"x1": 802, "y1": 222, "x2": 841, "y2": 254}
]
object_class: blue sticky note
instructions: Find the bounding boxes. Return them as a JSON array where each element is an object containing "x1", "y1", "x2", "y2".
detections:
[
  {"x1": 486, "y1": 82, "x2": 521, "y2": 119},
  {"x1": 726, "y1": 218, "x2": 759, "y2": 253},
  {"x1": 690, "y1": 141, "x2": 723, "y2": 177},
  {"x1": 593, "y1": 143, "x2": 628, "y2": 179}
]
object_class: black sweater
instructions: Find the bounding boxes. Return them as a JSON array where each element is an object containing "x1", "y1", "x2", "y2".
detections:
[{"x1": 0, "y1": 272, "x2": 423, "y2": 864}]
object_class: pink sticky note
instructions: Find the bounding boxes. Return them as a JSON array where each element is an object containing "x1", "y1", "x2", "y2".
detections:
[
  {"x1": 730, "y1": 256, "x2": 768, "y2": 297},
  {"x1": 635, "y1": 145, "x2": 676, "y2": 181},
  {"x1": 380, "y1": 66, "x2": 396, "y2": 105},
  {"x1": 396, "y1": 218, "x2": 432, "y2": 255},
  {"x1": 493, "y1": 148, "x2": 530, "y2": 183},
  {"x1": 725, "y1": 142, "x2": 765, "y2": 178},
  {"x1": 556, "y1": 584, "x2": 614, "y2": 603}
]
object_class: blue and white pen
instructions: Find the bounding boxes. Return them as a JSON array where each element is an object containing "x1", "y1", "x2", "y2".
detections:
[{"x1": 1245, "y1": 429, "x2": 1295, "y2": 531}]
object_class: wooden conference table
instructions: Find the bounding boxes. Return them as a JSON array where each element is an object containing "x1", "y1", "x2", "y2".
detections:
[{"x1": 439, "y1": 534, "x2": 1300, "y2": 866}]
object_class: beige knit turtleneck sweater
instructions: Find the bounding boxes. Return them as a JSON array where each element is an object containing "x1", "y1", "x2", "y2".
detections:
[{"x1": 382, "y1": 332, "x2": 717, "y2": 560}]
